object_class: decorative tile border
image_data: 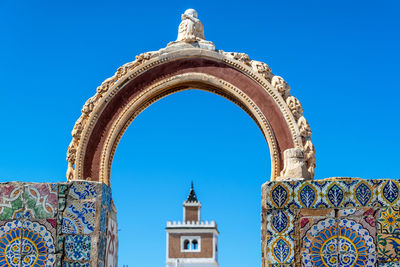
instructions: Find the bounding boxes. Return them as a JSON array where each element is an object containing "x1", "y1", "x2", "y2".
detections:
[
  {"x1": 265, "y1": 235, "x2": 294, "y2": 264},
  {"x1": 265, "y1": 209, "x2": 294, "y2": 236},
  {"x1": 378, "y1": 180, "x2": 400, "y2": 207},
  {"x1": 264, "y1": 182, "x2": 293, "y2": 209}
]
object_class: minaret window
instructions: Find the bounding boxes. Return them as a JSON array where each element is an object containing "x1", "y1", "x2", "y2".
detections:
[
  {"x1": 181, "y1": 236, "x2": 201, "y2": 252},
  {"x1": 183, "y1": 240, "x2": 190, "y2": 250},
  {"x1": 192, "y1": 240, "x2": 198, "y2": 250}
]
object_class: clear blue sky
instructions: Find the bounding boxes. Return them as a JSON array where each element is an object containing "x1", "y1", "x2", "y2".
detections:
[{"x1": 0, "y1": 0, "x2": 399, "y2": 266}]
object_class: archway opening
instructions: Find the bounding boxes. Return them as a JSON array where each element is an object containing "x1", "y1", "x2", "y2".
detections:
[{"x1": 111, "y1": 89, "x2": 270, "y2": 266}]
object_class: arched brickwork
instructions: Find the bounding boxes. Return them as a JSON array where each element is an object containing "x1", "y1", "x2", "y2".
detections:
[{"x1": 66, "y1": 48, "x2": 315, "y2": 185}]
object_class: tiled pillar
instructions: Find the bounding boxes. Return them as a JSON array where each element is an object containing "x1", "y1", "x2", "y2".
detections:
[
  {"x1": 0, "y1": 181, "x2": 116, "y2": 267},
  {"x1": 262, "y1": 178, "x2": 400, "y2": 266}
]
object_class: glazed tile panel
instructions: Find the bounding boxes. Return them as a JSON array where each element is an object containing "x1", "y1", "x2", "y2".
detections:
[
  {"x1": 0, "y1": 181, "x2": 114, "y2": 267},
  {"x1": 262, "y1": 178, "x2": 400, "y2": 267}
]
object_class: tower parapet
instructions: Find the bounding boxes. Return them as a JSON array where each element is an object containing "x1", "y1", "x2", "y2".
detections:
[{"x1": 166, "y1": 183, "x2": 219, "y2": 267}]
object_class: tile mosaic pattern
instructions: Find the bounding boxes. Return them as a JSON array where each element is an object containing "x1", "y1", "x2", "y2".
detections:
[
  {"x1": 378, "y1": 262, "x2": 400, "y2": 266},
  {"x1": 348, "y1": 180, "x2": 376, "y2": 207},
  {"x1": 0, "y1": 219, "x2": 57, "y2": 267},
  {"x1": 100, "y1": 206, "x2": 107, "y2": 234},
  {"x1": 63, "y1": 262, "x2": 90, "y2": 267},
  {"x1": 65, "y1": 235, "x2": 91, "y2": 261},
  {"x1": 24, "y1": 183, "x2": 58, "y2": 218},
  {"x1": 20, "y1": 254, "x2": 57, "y2": 267},
  {"x1": 265, "y1": 235, "x2": 294, "y2": 264},
  {"x1": 264, "y1": 182, "x2": 293, "y2": 209},
  {"x1": 378, "y1": 206, "x2": 400, "y2": 234},
  {"x1": 301, "y1": 217, "x2": 376, "y2": 266},
  {"x1": 265, "y1": 209, "x2": 294, "y2": 236},
  {"x1": 22, "y1": 219, "x2": 56, "y2": 254},
  {"x1": 62, "y1": 201, "x2": 96, "y2": 234},
  {"x1": 98, "y1": 233, "x2": 107, "y2": 262},
  {"x1": 101, "y1": 184, "x2": 111, "y2": 211},
  {"x1": 293, "y1": 181, "x2": 320, "y2": 209},
  {"x1": 263, "y1": 178, "x2": 400, "y2": 267},
  {"x1": 378, "y1": 180, "x2": 400, "y2": 206},
  {"x1": 0, "y1": 220, "x2": 23, "y2": 266},
  {"x1": 68, "y1": 181, "x2": 98, "y2": 200},
  {"x1": 378, "y1": 234, "x2": 400, "y2": 262},
  {"x1": 0, "y1": 184, "x2": 24, "y2": 220},
  {"x1": 0, "y1": 181, "x2": 112, "y2": 267}
]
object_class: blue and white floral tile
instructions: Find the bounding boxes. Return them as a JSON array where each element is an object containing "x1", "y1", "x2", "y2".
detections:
[
  {"x1": 100, "y1": 206, "x2": 107, "y2": 233},
  {"x1": 97, "y1": 233, "x2": 107, "y2": 262},
  {"x1": 263, "y1": 182, "x2": 293, "y2": 209},
  {"x1": 0, "y1": 220, "x2": 23, "y2": 267},
  {"x1": 302, "y1": 254, "x2": 338, "y2": 267},
  {"x1": 301, "y1": 218, "x2": 339, "y2": 255},
  {"x1": 21, "y1": 254, "x2": 57, "y2": 267},
  {"x1": 22, "y1": 219, "x2": 57, "y2": 255},
  {"x1": 377, "y1": 206, "x2": 400, "y2": 234},
  {"x1": 64, "y1": 235, "x2": 91, "y2": 261},
  {"x1": 377, "y1": 262, "x2": 400, "y2": 266},
  {"x1": 316, "y1": 180, "x2": 349, "y2": 208},
  {"x1": 101, "y1": 184, "x2": 111, "y2": 211},
  {"x1": 293, "y1": 181, "x2": 321, "y2": 209},
  {"x1": 338, "y1": 253, "x2": 376, "y2": 267},
  {"x1": 337, "y1": 207, "x2": 377, "y2": 218},
  {"x1": 63, "y1": 261, "x2": 90, "y2": 267},
  {"x1": 266, "y1": 209, "x2": 294, "y2": 236},
  {"x1": 265, "y1": 235, "x2": 294, "y2": 265},
  {"x1": 62, "y1": 201, "x2": 96, "y2": 234},
  {"x1": 338, "y1": 218, "x2": 376, "y2": 255},
  {"x1": 68, "y1": 182, "x2": 99, "y2": 200},
  {"x1": 347, "y1": 180, "x2": 376, "y2": 208},
  {"x1": 377, "y1": 179, "x2": 400, "y2": 207}
]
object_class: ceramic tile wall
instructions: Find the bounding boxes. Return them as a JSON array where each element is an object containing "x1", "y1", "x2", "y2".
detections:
[
  {"x1": 262, "y1": 178, "x2": 400, "y2": 267},
  {"x1": 0, "y1": 181, "x2": 114, "y2": 267}
]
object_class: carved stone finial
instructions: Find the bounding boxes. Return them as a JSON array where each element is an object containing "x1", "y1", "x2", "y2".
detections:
[
  {"x1": 177, "y1": 9, "x2": 205, "y2": 42},
  {"x1": 279, "y1": 148, "x2": 311, "y2": 180}
]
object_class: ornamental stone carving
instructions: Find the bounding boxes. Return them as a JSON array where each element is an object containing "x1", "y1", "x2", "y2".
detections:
[
  {"x1": 286, "y1": 96, "x2": 303, "y2": 119},
  {"x1": 271, "y1": 75, "x2": 290, "y2": 98},
  {"x1": 279, "y1": 148, "x2": 311, "y2": 180},
  {"x1": 66, "y1": 9, "x2": 316, "y2": 183},
  {"x1": 177, "y1": 9, "x2": 205, "y2": 42}
]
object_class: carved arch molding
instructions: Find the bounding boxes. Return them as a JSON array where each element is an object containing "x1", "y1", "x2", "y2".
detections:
[{"x1": 66, "y1": 48, "x2": 316, "y2": 185}]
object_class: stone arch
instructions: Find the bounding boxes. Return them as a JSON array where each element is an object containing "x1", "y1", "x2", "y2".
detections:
[
  {"x1": 66, "y1": 47, "x2": 315, "y2": 185},
  {"x1": 66, "y1": 10, "x2": 316, "y2": 185}
]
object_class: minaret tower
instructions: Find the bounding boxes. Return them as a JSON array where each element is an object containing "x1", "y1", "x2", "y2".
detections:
[{"x1": 166, "y1": 183, "x2": 219, "y2": 267}]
